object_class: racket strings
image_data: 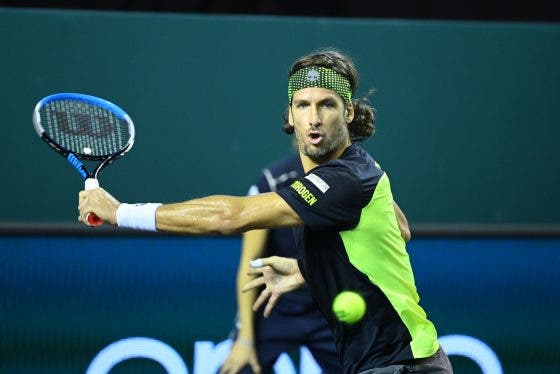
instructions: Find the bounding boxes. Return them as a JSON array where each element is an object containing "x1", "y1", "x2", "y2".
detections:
[{"x1": 40, "y1": 100, "x2": 131, "y2": 158}]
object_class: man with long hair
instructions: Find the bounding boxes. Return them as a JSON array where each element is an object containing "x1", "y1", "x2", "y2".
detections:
[{"x1": 79, "y1": 48, "x2": 452, "y2": 373}]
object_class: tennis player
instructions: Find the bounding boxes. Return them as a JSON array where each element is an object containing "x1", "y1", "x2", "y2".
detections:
[
  {"x1": 221, "y1": 150, "x2": 412, "y2": 374},
  {"x1": 79, "y1": 48, "x2": 452, "y2": 373}
]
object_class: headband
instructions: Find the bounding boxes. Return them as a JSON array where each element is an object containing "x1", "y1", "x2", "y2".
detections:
[{"x1": 288, "y1": 66, "x2": 352, "y2": 103}]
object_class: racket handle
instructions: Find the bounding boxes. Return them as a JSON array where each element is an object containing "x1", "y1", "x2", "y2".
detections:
[{"x1": 84, "y1": 178, "x2": 103, "y2": 226}]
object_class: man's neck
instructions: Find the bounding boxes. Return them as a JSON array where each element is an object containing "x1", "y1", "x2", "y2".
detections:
[{"x1": 299, "y1": 143, "x2": 351, "y2": 173}]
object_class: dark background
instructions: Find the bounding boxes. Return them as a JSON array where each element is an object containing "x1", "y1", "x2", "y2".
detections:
[
  {"x1": 2, "y1": 0, "x2": 560, "y2": 22},
  {"x1": 2, "y1": 8, "x2": 559, "y2": 224}
]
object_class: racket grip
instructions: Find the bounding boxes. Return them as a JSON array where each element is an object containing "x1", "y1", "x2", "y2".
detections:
[{"x1": 84, "y1": 178, "x2": 103, "y2": 226}]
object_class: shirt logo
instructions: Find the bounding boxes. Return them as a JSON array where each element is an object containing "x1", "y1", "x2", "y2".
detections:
[
  {"x1": 305, "y1": 173, "x2": 330, "y2": 193},
  {"x1": 290, "y1": 180, "x2": 317, "y2": 206},
  {"x1": 306, "y1": 69, "x2": 320, "y2": 82}
]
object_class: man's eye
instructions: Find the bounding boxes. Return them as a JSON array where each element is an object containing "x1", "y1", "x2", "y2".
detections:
[{"x1": 296, "y1": 103, "x2": 309, "y2": 108}]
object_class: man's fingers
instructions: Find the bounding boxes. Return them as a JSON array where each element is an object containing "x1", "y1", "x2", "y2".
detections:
[
  {"x1": 252, "y1": 289, "x2": 270, "y2": 312},
  {"x1": 250, "y1": 360, "x2": 261, "y2": 374},
  {"x1": 219, "y1": 360, "x2": 236, "y2": 374},
  {"x1": 264, "y1": 293, "x2": 280, "y2": 318},
  {"x1": 241, "y1": 277, "x2": 265, "y2": 292},
  {"x1": 246, "y1": 267, "x2": 263, "y2": 276},
  {"x1": 78, "y1": 191, "x2": 91, "y2": 225},
  {"x1": 250, "y1": 256, "x2": 295, "y2": 275},
  {"x1": 221, "y1": 356, "x2": 247, "y2": 374},
  {"x1": 78, "y1": 190, "x2": 88, "y2": 204},
  {"x1": 250, "y1": 256, "x2": 277, "y2": 269},
  {"x1": 250, "y1": 258, "x2": 264, "y2": 268},
  {"x1": 246, "y1": 264, "x2": 271, "y2": 276},
  {"x1": 78, "y1": 203, "x2": 93, "y2": 226}
]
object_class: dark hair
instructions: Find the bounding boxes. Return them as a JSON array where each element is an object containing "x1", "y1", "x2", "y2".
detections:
[{"x1": 283, "y1": 48, "x2": 376, "y2": 142}]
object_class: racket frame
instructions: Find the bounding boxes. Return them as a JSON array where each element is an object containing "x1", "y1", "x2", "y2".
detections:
[
  {"x1": 32, "y1": 93, "x2": 135, "y2": 181},
  {"x1": 32, "y1": 93, "x2": 136, "y2": 225}
]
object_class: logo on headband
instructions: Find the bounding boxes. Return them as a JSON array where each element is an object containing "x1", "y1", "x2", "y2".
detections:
[{"x1": 306, "y1": 69, "x2": 320, "y2": 82}]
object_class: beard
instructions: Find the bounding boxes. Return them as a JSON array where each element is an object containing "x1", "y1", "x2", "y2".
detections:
[{"x1": 297, "y1": 122, "x2": 349, "y2": 163}]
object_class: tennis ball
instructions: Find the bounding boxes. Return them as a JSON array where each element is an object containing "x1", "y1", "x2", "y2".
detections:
[{"x1": 332, "y1": 291, "x2": 366, "y2": 324}]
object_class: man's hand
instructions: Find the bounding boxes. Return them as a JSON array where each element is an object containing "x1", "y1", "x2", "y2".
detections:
[
  {"x1": 241, "y1": 256, "x2": 305, "y2": 317},
  {"x1": 78, "y1": 187, "x2": 120, "y2": 226},
  {"x1": 219, "y1": 340, "x2": 261, "y2": 374}
]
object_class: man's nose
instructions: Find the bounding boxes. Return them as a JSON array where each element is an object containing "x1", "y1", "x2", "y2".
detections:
[{"x1": 309, "y1": 105, "x2": 321, "y2": 127}]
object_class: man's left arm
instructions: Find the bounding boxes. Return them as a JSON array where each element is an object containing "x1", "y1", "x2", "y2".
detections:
[{"x1": 393, "y1": 201, "x2": 411, "y2": 242}]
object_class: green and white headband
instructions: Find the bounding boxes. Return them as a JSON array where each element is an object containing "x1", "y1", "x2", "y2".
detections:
[{"x1": 288, "y1": 66, "x2": 353, "y2": 103}]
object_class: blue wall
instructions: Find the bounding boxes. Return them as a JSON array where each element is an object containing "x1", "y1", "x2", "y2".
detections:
[{"x1": 1, "y1": 235, "x2": 558, "y2": 373}]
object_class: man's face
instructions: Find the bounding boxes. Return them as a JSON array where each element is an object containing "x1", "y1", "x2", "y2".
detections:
[{"x1": 289, "y1": 87, "x2": 354, "y2": 163}]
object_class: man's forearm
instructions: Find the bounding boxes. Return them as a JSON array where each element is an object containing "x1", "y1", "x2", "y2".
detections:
[
  {"x1": 156, "y1": 196, "x2": 243, "y2": 235},
  {"x1": 154, "y1": 194, "x2": 302, "y2": 235}
]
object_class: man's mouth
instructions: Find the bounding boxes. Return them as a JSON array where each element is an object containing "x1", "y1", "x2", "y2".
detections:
[{"x1": 308, "y1": 131, "x2": 324, "y2": 145}]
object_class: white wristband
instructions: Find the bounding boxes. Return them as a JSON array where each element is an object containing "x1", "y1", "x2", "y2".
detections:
[{"x1": 116, "y1": 203, "x2": 162, "y2": 231}]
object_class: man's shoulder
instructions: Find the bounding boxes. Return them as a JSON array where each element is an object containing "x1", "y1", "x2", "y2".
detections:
[
  {"x1": 318, "y1": 144, "x2": 383, "y2": 178},
  {"x1": 301, "y1": 146, "x2": 384, "y2": 204}
]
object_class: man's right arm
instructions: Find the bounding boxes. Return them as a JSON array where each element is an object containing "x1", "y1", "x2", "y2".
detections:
[{"x1": 78, "y1": 188, "x2": 302, "y2": 234}]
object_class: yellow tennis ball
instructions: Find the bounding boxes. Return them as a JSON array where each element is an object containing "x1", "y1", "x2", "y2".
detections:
[{"x1": 332, "y1": 291, "x2": 366, "y2": 324}]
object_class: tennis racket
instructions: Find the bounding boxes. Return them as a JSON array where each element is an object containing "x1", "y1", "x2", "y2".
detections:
[{"x1": 32, "y1": 93, "x2": 135, "y2": 225}]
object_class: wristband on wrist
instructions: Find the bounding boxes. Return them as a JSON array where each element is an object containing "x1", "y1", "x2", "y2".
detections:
[{"x1": 116, "y1": 203, "x2": 162, "y2": 231}]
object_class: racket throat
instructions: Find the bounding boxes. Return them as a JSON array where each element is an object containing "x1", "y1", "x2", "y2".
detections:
[{"x1": 66, "y1": 153, "x2": 89, "y2": 180}]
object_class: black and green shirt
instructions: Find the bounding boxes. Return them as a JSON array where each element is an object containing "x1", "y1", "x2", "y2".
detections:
[{"x1": 277, "y1": 144, "x2": 439, "y2": 373}]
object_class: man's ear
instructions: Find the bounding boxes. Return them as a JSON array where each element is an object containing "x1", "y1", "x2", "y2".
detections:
[
  {"x1": 345, "y1": 103, "x2": 355, "y2": 124},
  {"x1": 288, "y1": 105, "x2": 294, "y2": 126}
]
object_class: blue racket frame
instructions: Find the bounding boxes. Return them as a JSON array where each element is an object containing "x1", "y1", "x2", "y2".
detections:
[{"x1": 32, "y1": 92, "x2": 135, "y2": 180}]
